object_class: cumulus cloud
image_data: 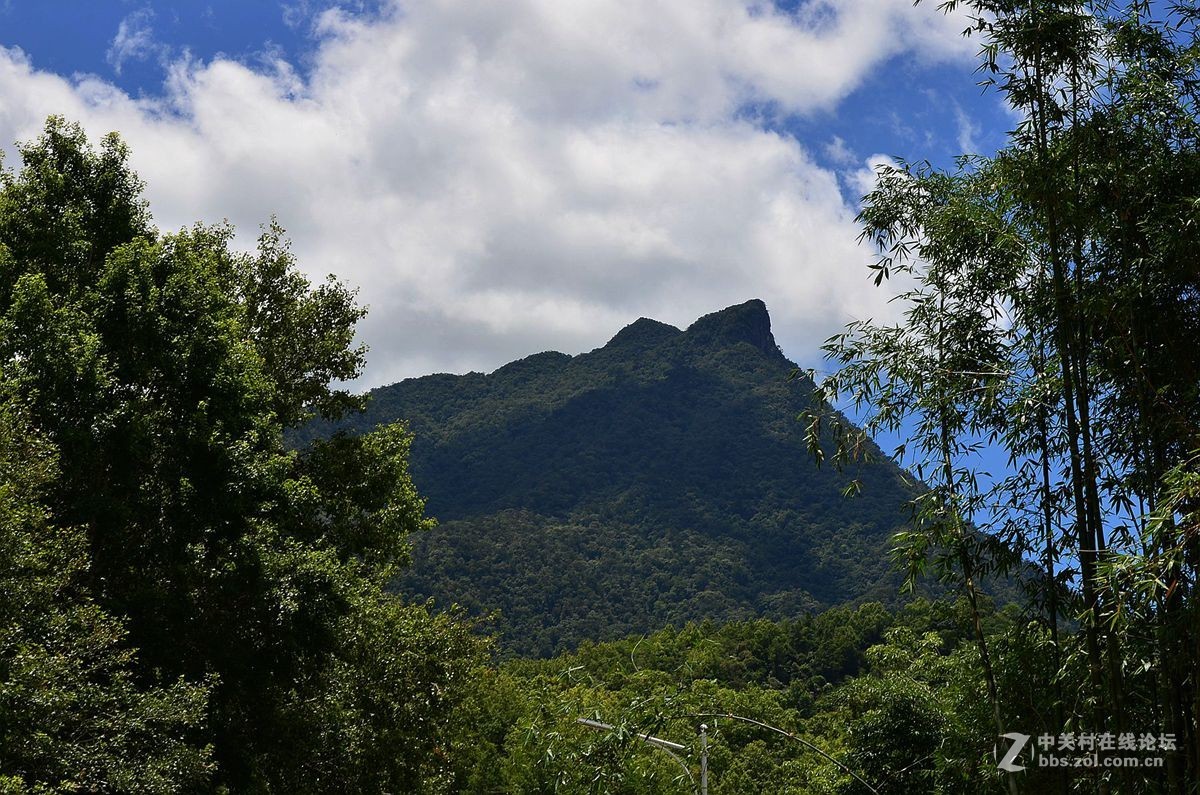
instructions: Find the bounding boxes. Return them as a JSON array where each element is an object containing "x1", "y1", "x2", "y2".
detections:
[{"x1": 0, "y1": 0, "x2": 972, "y2": 386}]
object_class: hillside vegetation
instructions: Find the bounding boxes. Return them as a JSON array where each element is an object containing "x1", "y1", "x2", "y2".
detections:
[
  {"x1": 447, "y1": 597, "x2": 1046, "y2": 794},
  {"x1": 299, "y1": 300, "x2": 922, "y2": 655}
]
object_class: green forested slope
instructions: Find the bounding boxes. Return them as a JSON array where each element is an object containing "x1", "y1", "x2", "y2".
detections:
[
  {"x1": 299, "y1": 300, "x2": 920, "y2": 655},
  {"x1": 449, "y1": 597, "x2": 1039, "y2": 794}
]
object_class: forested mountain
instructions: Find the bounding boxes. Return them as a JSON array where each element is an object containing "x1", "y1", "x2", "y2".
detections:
[{"x1": 299, "y1": 300, "x2": 924, "y2": 655}]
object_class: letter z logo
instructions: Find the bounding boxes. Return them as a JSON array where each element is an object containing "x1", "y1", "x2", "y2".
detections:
[{"x1": 997, "y1": 732, "x2": 1030, "y2": 772}]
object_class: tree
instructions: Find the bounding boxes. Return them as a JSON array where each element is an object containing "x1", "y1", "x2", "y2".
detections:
[
  {"x1": 0, "y1": 117, "x2": 481, "y2": 791},
  {"x1": 805, "y1": 0, "x2": 1200, "y2": 791},
  {"x1": 0, "y1": 395, "x2": 213, "y2": 792}
]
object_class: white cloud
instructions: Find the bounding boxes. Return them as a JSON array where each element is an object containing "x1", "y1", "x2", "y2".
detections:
[
  {"x1": 281, "y1": 2, "x2": 314, "y2": 29},
  {"x1": 0, "y1": 0, "x2": 973, "y2": 386},
  {"x1": 953, "y1": 101, "x2": 981, "y2": 153},
  {"x1": 106, "y1": 8, "x2": 164, "y2": 75},
  {"x1": 848, "y1": 153, "x2": 895, "y2": 201},
  {"x1": 823, "y1": 135, "x2": 856, "y2": 166}
]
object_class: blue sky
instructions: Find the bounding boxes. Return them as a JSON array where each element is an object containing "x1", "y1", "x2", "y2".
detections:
[
  {"x1": 1, "y1": 3, "x2": 383, "y2": 96},
  {"x1": 0, "y1": 1, "x2": 1014, "y2": 386}
]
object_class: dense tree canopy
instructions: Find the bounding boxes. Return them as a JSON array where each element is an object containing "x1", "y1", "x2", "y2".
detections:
[
  {"x1": 446, "y1": 598, "x2": 1043, "y2": 794},
  {"x1": 0, "y1": 396, "x2": 213, "y2": 792},
  {"x1": 0, "y1": 118, "x2": 481, "y2": 792},
  {"x1": 298, "y1": 299, "x2": 931, "y2": 656}
]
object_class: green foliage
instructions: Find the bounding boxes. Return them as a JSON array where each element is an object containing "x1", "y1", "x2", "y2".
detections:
[
  {"x1": 0, "y1": 398, "x2": 213, "y2": 792},
  {"x1": 298, "y1": 299, "x2": 936, "y2": 655},
  {"x1": 0, "y1": 117, "x2": 481, "y2": 792},
  {"x1": 806, "y1": 1, "x2": 1200, "y2": 790},
  {"x1": 443, "y1": 599, "x2": 1024, "y2": 794}
]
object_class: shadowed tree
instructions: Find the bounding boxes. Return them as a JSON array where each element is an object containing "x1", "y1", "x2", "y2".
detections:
[{"x1": 0, "y1": 117, "x2": 482, "y2": 791}]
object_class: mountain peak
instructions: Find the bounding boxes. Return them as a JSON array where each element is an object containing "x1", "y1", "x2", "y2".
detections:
[
  {"x1": 684, "y1": 299, "x2": 781, "y2": 357},
  {"x1": 297, "y1": 295, "x2": 915, "y2": 655},
  {"x1": 604, "y1": 317, "x2": 682, "y2": 350},
  {"x1": 491, "y1": 350, "x2": 572, "y2": 380}
]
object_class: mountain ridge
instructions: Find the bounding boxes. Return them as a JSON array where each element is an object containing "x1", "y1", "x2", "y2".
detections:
[{"x1": 296, "y1": 300, "x2": 920, "y2": 655}]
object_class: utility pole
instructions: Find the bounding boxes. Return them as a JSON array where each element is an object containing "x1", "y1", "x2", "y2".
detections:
[
  {"x1": 575, "y1": 718, "x2": 696, "y2": 792},
  {"x1": 699, "y1": 723, "x2": 709, "y2": 795},
  {"x1": 687, "y1": 712, "x2": 880, "y2": 794}
]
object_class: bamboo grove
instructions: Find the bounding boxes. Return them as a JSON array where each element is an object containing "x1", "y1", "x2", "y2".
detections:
[{"x1": 804, "y1": 0, "x2": 1200, "y2": 791}]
